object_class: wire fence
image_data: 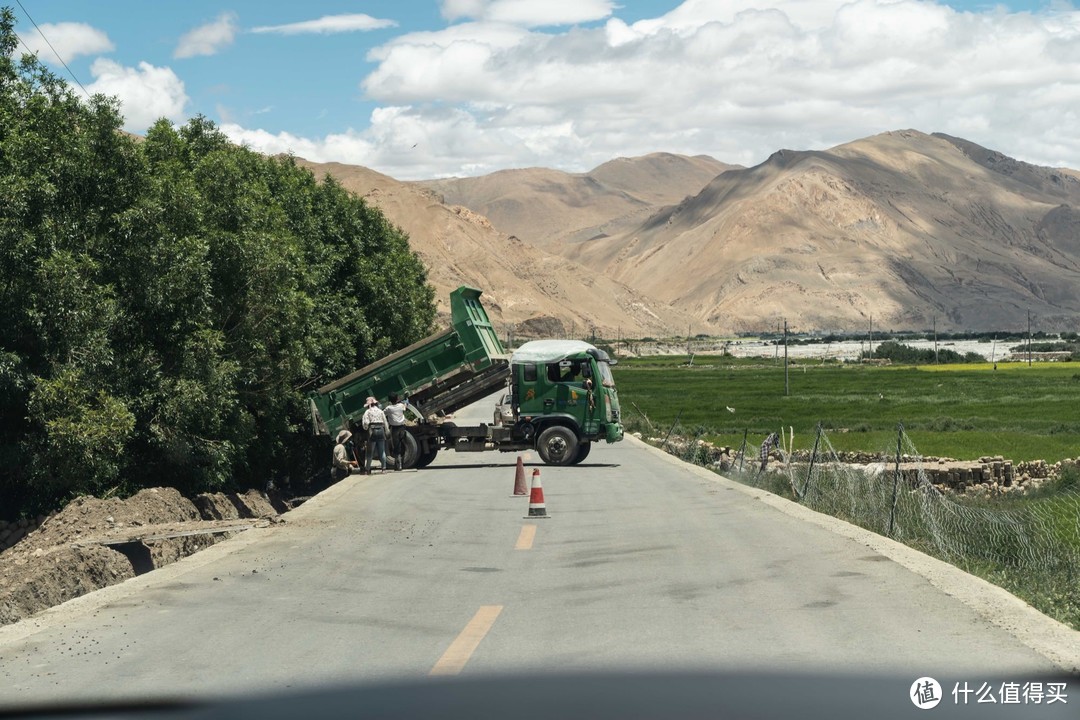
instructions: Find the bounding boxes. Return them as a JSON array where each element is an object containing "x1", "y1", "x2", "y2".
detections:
[{"x1": 653, "y1": 420, "x2": 1080, "y2": 630}]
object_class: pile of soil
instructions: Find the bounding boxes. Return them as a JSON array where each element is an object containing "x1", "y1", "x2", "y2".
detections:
[{"x1": 0, "y1": 487, "x2": 290, "y2": 627}]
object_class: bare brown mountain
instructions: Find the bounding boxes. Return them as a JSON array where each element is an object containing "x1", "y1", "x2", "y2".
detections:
[
  {"x1": 293, "y1": 159, "x2": 710, "y2": 338},
  {"x1": 543, "y1": 130, "x2": 1080, "y2": 332},
  {"x1": 423, "y1": 152, "x2": 735, "y2": 251}
]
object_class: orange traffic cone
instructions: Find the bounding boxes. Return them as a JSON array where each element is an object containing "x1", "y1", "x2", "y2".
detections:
[
  {"x1": 512, "y1": 456, "x2": 528, "y2": 496},
  {"x1": 526, "y1": 468, "x2": 549, "y2": 518}
]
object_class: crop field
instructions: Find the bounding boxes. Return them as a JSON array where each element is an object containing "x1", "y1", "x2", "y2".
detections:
[{"x1": 613, "y1": 356, "x2": 1080, "y2": 462}]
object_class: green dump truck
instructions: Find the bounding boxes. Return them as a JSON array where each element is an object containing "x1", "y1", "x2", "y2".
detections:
[{"x1": 309, "y1": 286, "x2": 623, "y2": 468}]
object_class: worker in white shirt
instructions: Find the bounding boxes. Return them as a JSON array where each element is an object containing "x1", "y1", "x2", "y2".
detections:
[
  {"x1": 361, "y1": 397, "x2": 390, "y2": 474},
  {"x1": 385, "y1": 392, "x2": 408, "y2": 471}
]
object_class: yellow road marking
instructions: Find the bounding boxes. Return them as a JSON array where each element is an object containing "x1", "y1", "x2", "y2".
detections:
[
  {"x1": 515, "y1": 524, "x2": 536, "y2": 550},
  {"x1": 429, "y1": 605, "x2": 503, "y2": 676}
]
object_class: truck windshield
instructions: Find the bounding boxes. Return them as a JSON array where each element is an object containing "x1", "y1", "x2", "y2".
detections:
[{"x1": 597, "y1": 361, "x2": 616, "y2": 388}]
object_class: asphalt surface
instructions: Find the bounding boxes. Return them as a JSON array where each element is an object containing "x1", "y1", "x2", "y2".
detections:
[{"x1": 0, "y1": 393, "x2": 1076, "y2": 711}]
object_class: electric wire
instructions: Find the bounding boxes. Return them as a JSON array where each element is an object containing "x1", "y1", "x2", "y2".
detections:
[{"x1": 13, "y1": 0, "x2": 92, "y2": 99}]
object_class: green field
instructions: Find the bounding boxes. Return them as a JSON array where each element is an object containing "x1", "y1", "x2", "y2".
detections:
[{"x1": 614, "y1": 356, "x2": 1080, "y2": 462}]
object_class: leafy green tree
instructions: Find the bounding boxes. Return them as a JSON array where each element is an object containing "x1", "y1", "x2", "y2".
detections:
[
  {"x1": 0, "y1": 7, "x2": 436, "y2": 515},
  {"x1": 1, "y1": 8, "x2": 142, "y2": 510}
]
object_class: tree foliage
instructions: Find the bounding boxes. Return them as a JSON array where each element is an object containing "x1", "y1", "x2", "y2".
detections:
[
  {"x1": 0, "y1": 8, "x2": 435, "y2": 515},
  {"x1": 866, "y1": 341, "x2": 986, "y2": 365}
]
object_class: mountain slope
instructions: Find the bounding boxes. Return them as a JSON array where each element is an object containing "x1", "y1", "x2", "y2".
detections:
[
  {"x1": 293, "y1": 159, "x2": 711, "y2": 338},
  {"x1": 563, "y1": 130, "x2": 1080, "y2": 332},
  {"x1": 422, "y1": 152, "x2": 735, "y2": 251}
]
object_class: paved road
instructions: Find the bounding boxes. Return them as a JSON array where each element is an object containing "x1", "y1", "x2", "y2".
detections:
[{"x1": 0, "y1": 393, "x2": 1076, "y2": 709}]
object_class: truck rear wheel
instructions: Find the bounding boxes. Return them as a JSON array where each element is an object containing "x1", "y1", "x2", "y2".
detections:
[
  {"x1": 401, "y1": 431, "x2": 420, "y2": 469},
  {"x1": 415, "y1": 446, "x2": 439, "y2": 468},
  {"x1": 571, "y1": 441, "x2": 591, "y2": 464},
  {"x1": 537, "y1": 426, "x2": 578, "y2": 466}
]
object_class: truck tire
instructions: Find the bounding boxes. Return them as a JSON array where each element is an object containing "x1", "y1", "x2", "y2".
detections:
[
  {"x1": 415, "y1": 446, "x2": 439, "y2": 469},
  {"x1": 401, "y1": 431, "x2": 420, "y2": 469},
  {"x1": 537, "y1": 426, "x2": 578, "y2": 466},
  {"x1": 571, "y1": 441, "x2": 591, "y2": 465}
]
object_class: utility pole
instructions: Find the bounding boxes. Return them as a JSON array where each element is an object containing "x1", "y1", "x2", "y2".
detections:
[
  {"x1": 784, "y1": 318, "x2": 790, "y2": 396},
  {"x1": 1028, "y1": 310, "x2": 1032, "y2": 367},
  {"x1": 933, "y1": 315, "x2": 938, "y2": 364},
  {"x1": 687, "y1": 323, "x2": 691, "y2": 360},
  {"x1": 869, "y1": 313, "x2": 874, "y2": 357}
]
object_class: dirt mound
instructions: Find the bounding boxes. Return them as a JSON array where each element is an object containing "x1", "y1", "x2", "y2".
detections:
[
  {"x1": 193, "y1": 490, "x2": 286, "y2": 520},
  {"x1": 0, "y1": 487, "x2": 287, "y2": 627},
  {"x1": 29, "y1": 487, "x2": 200, "y2": 550},
  {"x1": 0, "y1": 545, "x2": 133, "y2": 626}
]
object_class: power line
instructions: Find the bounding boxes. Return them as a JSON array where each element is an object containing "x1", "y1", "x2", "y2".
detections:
[{"x1": 14, "y1": 0, "x2": 92, "y2": 99}]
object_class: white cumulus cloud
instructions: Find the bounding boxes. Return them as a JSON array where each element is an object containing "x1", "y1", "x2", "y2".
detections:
[
  {"x1": 174, "y1": 13, "x2": 237, "y2": 58},
  {"x1": 441, "y1": 0, "x2": 616, "y2": 27},
  {"x1": 16, "y1": 22, "x2": 113, "y2": 65},
  {"x1": 250, "y1": 13, "x2": 397, "y2": 35},
  {"x1": 233, "y1": 1, "x2": 1080, "y2": 178},
  {"x1": 87, "y1": 59, "x2": 188, "y2": 132}
]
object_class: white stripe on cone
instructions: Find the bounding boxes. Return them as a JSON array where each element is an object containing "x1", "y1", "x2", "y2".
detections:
[{"x1": 527, "y1": 468, "x2": 548, "y2": 518}]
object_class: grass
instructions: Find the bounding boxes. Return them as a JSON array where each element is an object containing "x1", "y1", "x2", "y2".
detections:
[{"x1": 615, "y1": 356, "x2": 1080, "y2": 462}]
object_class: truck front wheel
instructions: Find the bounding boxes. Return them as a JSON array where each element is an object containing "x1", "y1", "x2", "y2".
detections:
[
  {"x1": 571, "y1": 441, "x2": 591, "y2": 464},
  {"x1": 537, "y1": 426, "x2": 578, "y2": 466}
]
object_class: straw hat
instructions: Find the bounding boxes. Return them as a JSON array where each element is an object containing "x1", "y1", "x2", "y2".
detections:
[
  {"x1": 336, "y1": 430, "x2": 352, "y2": 444},
  {"x1": 364, "y1": 396, "x2": 378, "y2": 407}
]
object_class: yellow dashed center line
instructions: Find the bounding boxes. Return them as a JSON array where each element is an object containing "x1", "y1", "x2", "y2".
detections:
[
  {"x1": 429, "y1": 605, "x2": 503, "y2": 676},
  {"x1": 515, "y1": 524, "x2": 537, "y2": 550}
]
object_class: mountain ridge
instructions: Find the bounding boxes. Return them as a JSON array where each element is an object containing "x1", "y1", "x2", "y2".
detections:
[
  {"x1": 293, "y1": 157, "x2": 718, "y2": 338},
  {"x1": 302, "y1": 130, "x2": 1080, "y2": 336},
  {"x1": 433, "y1": 130, "x2": 1080, "y2": 332}
]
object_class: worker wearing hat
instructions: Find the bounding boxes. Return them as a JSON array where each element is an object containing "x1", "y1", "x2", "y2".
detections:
[{"x1": 332, "y1": 429, "x2": 358, "y2": 481}]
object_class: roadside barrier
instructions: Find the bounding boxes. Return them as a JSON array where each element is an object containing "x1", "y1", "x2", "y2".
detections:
[{"x1": 647, "y1": 421, "x2": 1080, "y2": 630}]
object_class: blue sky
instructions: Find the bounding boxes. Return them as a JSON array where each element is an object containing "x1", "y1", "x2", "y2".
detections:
[{"x1": 11, "y1": 0, "x2": 1079, "y2": 178}]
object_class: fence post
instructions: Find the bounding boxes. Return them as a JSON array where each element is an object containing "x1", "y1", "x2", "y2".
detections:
[
  {"x1": 737, "y1": 429, "x2": 748, "y2": 472},
  {"x1": 661, "y1": 410, "x2": 683, "y2": 453},
  {"x1": 888, "y1": 423, "x2": 904, "y2": 537},
  {"x1": 631, "y1": 401, "x2": 654, "y2": 431},
  {"x1": 801, "y1": 423, "x2": 823, "y2": 498}
]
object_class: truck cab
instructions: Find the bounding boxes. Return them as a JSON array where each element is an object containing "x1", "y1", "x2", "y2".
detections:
[{"x1": 507, "y1": 340, "x2": 623, "y2": 465}]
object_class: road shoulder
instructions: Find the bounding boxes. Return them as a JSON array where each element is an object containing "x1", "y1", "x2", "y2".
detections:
[{"x1": 628, "y1": 434, "x2": 1080, "y2": 674}]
